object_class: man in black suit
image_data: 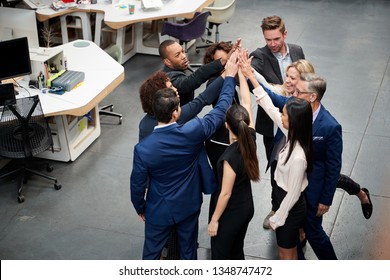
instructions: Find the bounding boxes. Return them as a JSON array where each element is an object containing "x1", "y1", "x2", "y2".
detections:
[
  {"x1": 159, "y1": 39, "x2": 226, "y2": 105},
  {"x1": 250, "y1": 15, "x2": 305, "y2": 229}
]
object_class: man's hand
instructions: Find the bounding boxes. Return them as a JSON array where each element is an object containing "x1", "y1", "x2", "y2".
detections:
[{"x1": 316, "y1": 203, "x2": 330, "y2": 217}]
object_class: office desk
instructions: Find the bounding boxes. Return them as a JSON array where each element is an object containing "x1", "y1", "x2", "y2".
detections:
[
  {"x1": 93, "y1": 0, "x2": 214, "y2": 63},
  {"x1": 22, "y1": 40, "x2": 124, "y2": 162},
  {"x1": 28, "y1": 0, "x2": 214, "y2": 64}
]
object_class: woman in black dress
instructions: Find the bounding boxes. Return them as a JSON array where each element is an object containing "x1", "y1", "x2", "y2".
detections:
[{"x1": 208, "y1": 60, "x2": 260, "y2": 259}]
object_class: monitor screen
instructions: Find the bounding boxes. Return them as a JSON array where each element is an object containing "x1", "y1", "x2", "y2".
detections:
[
  {"x1": 0, "y1": 7, "x2": 40, "y2": 50},
  {"x1": 0, "y1": 37, "x2": 32, "y2": 81}
]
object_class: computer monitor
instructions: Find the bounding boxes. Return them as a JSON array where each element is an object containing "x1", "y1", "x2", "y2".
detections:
[
  {"x1": 0, "y1": 37, "x2": 32, "y2": 82},
  {"x1": 0, "y1": 7, "x2": 40, "y2": 50}
]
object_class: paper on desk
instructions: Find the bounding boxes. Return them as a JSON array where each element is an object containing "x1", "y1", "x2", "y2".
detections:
[{"x1": 141, "y1": 0, "x2": 163, "y2": 9}]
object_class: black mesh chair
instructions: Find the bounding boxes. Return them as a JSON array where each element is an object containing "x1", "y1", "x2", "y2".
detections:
[{"x1": 0, "y1": 95, "x2": 61, "y2": 203}]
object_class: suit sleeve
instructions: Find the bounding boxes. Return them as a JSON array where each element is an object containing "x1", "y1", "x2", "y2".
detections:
[
  {"x1": 178, "y1": 76, "x2": 224, "y2": 124},
  {"x1": 201, "y1": 77, "x2": 235, "y2": 139},
  {"x1": 321, "y1": 123, "x2": 343, "y2": 206},
  {"x1": 169, "y1": 59, "x2": 224, "y2": 97},
  {"x1": 130, "y1": 146, "x2": 148, "y2": 215}
]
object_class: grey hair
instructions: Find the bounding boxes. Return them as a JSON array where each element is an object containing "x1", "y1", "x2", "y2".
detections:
[{"x1": 300, "y1": 73, "x2": 327, "y2": 101}]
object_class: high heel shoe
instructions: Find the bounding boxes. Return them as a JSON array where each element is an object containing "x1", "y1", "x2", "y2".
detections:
[{"x1": 361, "y1": 188, "x2": 373, "y2": 219}]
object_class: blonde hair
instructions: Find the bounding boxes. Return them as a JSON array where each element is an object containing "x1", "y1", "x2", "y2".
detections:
[{"x1": 279, "y1": 60, "x2": 316, "y2": 96}]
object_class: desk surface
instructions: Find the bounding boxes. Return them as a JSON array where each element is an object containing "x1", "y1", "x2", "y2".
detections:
[
  {"x1": 30, "y1": 0, "x2": 214, "y2": 29},
  {"x1": 21, "y1": 40, "x2": 124, "y2": 117}
]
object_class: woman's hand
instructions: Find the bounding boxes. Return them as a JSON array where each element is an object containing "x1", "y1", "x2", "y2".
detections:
[
  {"x1": 208, "y1": 220, "x2": 219, "y2": 237},
  {"x1": 224, "y1": 50, "x2": 239, "y2": 78},
  {"x1": 238, "y1": 49, "x2": 254, "y2": 78}
]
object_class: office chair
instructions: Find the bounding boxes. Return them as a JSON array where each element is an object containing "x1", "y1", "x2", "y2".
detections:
[
  {"x1": 195, "y1": 0, "x2": 236, "y2": 52},
  {"x1": 161, "y1": 11, "x2": 211, "y2": 54},
  {"x1": 99, "y1": 44, "x2": 123, "y2": 124},
  {"x1": 0, "y1": 95, "x2": 61, "y2": 203}
]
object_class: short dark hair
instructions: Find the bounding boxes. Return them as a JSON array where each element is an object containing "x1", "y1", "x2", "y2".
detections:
[
  {"x1": 158, "y1": 39, "x2": 176, "y2": 59},
  {"x1": 139, "y1": 72, "x2": 169, "y2": 115},
  {"x1": 261, "y1": 15, "x2": 286, "y2": 34},
  {"x1": 203, "y1": 41, "x2": 233, "y2": 64},
  {"x1": 153, "y1": 88, "x2": 179, "y2": 123}
]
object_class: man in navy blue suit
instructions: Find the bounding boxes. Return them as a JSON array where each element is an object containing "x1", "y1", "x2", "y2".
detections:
[
  {"x1": 259, "y1": 73, "x2": 342, "y2": 259},
  {"x1": 130, "y1": 53, "x2": 238, "y2": 260}
]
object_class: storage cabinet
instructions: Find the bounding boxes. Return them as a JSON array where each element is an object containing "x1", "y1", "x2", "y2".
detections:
[{"x1": 38, "y1": 106, "x2": 101, "y2": 162}]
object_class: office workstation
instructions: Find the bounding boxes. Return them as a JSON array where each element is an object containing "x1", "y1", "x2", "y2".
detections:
[
  {"x1": 0, "y1": 6, "x2": 124, "y2": 162},
  {"x1": 24, "y1": 0, "x2": 214, "y2": 63}
]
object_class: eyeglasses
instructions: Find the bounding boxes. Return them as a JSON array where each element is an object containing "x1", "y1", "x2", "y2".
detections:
[{"x1": 296, "y1": 89, "x2": 312, "y2": 96}]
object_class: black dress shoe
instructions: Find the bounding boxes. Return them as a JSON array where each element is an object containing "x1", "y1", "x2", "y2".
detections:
[{"x1": 361, "y1": 188, "x2": 373, "y2": 219}]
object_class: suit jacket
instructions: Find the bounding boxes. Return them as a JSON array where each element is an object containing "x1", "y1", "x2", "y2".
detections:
[
  {"x1": 131, "y1": 77, "x2": 235, "y2": 226},
  {"x1": 250, "y1": 44, "x2": 305, "y2": 136},
  {"x1": 138, "y1": 76, "x2": 224, "y2": 141},
  {"x1": 263, "y1": 88, "x2": 343, "y2": 209},
  {"x1": 163, "y1": 59, "x2": 224, "y2": 105}
]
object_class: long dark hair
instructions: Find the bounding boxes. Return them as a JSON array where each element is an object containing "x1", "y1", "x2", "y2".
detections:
[
  {"x1": 284, "y1": 97, "x2": 313, "y2": 172},
  {"x1": 225, "y1": 104, "x2": 260, "y2": 181}
]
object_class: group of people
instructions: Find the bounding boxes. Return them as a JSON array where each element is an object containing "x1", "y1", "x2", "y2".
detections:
[{"x1": 130, "y1": 15, "x2": 373, "y2": 260}]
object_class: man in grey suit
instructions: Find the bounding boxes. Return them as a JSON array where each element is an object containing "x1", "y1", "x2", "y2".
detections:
[
  {"x1": 250, "y1": 15, "x2": 305, "y2": 228},
  {"x1": 130, "y1": 52, "x2": 238, "y2": 260}
]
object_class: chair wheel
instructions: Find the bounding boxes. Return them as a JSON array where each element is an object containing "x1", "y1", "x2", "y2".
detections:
[
  {"x1": 47, "y1": 165, "x2": 54, "y2": 172},
  {"x1": 196, "y1": 49, "x2": 200, "y2": 54},
  {"x1": 54, "y1": 183, "x2": 62, "y2": 190},
  {"x1": 17, "y1": 195, "x2": 25, "y2": 203},
  {"x1": 119, "y1": 117, "x2": 123, "y2": 125},
  {"x1": 109, "y1": 106, "x2": 114, "y2": 112}
]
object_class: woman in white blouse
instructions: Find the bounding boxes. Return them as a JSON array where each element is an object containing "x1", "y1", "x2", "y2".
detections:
[{"x1": 240, "y1": 52, "x2": 313, "y2": 260}]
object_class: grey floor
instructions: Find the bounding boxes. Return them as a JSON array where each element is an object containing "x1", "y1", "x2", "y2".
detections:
[{"x1": 1, "y1": 0, "x2": 390, "y2": 260}]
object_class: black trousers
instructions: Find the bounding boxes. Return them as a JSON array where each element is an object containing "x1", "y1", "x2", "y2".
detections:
[{"x1": 338, "y1": 174, "x2": 360, "y2": 195}]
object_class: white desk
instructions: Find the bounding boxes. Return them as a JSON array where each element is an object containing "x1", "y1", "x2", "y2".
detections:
[
  {"x1": 28, "y1": 0, "x2": 214, "y2": 64},
  {"x1": 19, "y1": 40, "x2": 124, "y2": 162}
]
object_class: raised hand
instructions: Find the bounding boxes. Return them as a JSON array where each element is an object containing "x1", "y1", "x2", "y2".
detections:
[
  {"x1": 224, "y1": 50, "x2": 239, "y2": 78},
  {"x1": 238, "y1": 49, "x2": 254, "y2": 78}
]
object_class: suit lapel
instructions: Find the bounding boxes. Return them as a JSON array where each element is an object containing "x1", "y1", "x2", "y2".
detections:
[
  {"x1": 312, "y1": 105, "x2": 325, "y2": 135},
  {"x1": 264, "y1": 47, "x2": 283, "y2": 84},
  {"x1": 288, "y1": 44, "x2": 299, "y2": 61}
]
